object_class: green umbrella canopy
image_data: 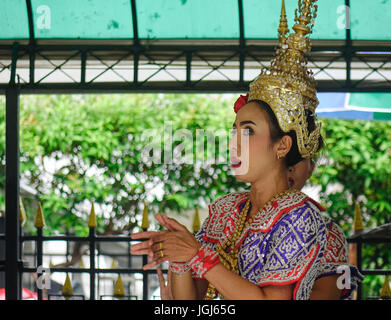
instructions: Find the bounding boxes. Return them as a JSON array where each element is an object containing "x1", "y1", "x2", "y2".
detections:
[{"x1": 317, "y1": 93, "x2": 391, "y2": 121}]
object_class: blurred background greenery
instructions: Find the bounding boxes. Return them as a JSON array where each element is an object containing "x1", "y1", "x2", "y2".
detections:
[{"x1": 0, "y1": 93, "x2": 390, "y2": 299}]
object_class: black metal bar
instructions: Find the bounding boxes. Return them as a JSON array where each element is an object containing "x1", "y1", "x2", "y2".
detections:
[
  {"x1": 26, "y1": 0, "x2": 36, "y2": 84},
  {"x1": 1, "y1": 42, "x2": 391, "y2": 53},
  {"x1": 36, "y1": 228, "x2": 43, "y2": 300},
  {"x1": 81, "y1": 50, "x2": 87, "y2": 84},
  {"x1": 2, "y1": 81, "x2": 391, "y2": 94},
  {"x1": 22, "y1": 235, "x2": 135, "y2": 242},
  {"x1": 141, "y1": 225, "x2": 148, "y2": 300},
  {"x1": 130, "y1": 0, "x2": 139, "y2": 45},
  {"x1": 130, "y1": 0, "x2": 140, "y2": 85},
  {"x1": 89, "y1": 226, "x2": 96, "y2": 300},
  {"x1": 186, "y1": 51, "x2": 192, "y2": 86},
  {"x1": 9, "y1": 43, "x2": 19, "y2": 85},
  {"x1": 26, "y1": 0, "x2": 35, "y2": 42},
  {"x1": 359, "y1": 270, "x2": 391, "y2": 276},
  {"x1": 142, "y1": 254, "x2": 148, "y2": 300},
  {"x1": 356, "y1": 241, "x2": 362, "y2": 300},
  {"x1": 23, "y1": 267, "x2": 162, "y2": 274},
  {"x1": 348, "y1": 238, "x2": 391, "y2": 244},
  {"x1": 127, "y1": 240, "x2": 132, "y2": 296},
  {"x1": 345, "y1": 0, "x2": 352, "y2": 89},
  {"x1": 5, "y1": 43, "x2": 21, "y2": 299},
  {"x1": 133, "y1": 51, "x2": 139, "y2": 85},
  {"x1": 29, "y1": 48, "x2": 35, "y2": 85}
]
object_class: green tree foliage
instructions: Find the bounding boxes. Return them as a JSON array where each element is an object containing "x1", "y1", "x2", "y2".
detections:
[
  {"x1": 312, "y1": 118, "x2": 391, "y2": 231},
  {"x1": 1, "y1": 94, "x2": 390, "y2": 298},
  {"x1": 310, "y1": 118, "x2": 391, "y2": 299},
  {"x1": 0, "y1": 94, "x2": 245, "y2": 235}
]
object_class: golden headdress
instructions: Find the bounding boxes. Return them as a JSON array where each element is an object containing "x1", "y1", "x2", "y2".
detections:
[{"x1": 248, "y1": 0, "x2": 321, "y2": 159}]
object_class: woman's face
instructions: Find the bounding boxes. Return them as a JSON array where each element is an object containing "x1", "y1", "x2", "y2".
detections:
[
  {"x1": 287, "y1": 159, "x2": 314, "y2": 190},
  {"x1": 229, "y1": 102, "x2": 278, "y2": 183}
]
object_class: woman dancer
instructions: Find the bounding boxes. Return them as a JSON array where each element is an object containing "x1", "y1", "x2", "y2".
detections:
[
  {"x1": 154, "y1": 157, "x2": 362, "y2": 300},
  {"x1": 131, "y1": 0, "x2": 362, "y2": 300}
]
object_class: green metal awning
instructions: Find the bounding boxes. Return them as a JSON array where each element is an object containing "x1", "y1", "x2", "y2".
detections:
[
  {"x1": 0, "y1": 0, "x2": 391, "y2": 93},
  {"x1": 2, "y1": 0, "x2": 391, "y2": 41}
]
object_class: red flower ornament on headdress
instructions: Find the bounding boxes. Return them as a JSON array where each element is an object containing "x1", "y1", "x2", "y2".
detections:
[{"x1": 234, "y1": 93, "x2": 249, "y2": 113}]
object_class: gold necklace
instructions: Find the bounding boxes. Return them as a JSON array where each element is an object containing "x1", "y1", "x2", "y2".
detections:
[{"x1": 203, "y1": 189, "x2": 299, "y2": 300}]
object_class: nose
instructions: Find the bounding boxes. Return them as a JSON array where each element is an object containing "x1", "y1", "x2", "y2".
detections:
[{"x1": 229, "y1": 131, "x2": 241, "y2": 157}]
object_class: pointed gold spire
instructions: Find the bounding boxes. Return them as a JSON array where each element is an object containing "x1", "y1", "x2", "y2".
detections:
[
  {"x1": 278, "y1": 0, "x2": 289, "y2": 44},
  {"x1": 79, "y1": 257, "x2": 85, "y2": 269},
  {"x1": 353, "y1": 202, "x2": 364, "y2": 232},
  {"x1": 141, "y1": 202, "x2": 149, "y2": 230},
  {"x1": 34, "y1": 202, "x2": 46, "y2": 228},
  {"x1": 111, "y1": 258, "x2": 118, "y2": 269},
  {"x1": 113, "y1": 274, "x2": 125, "y2": 297},
  {"x1": 293, "y1": 0, "x2": 318, "y2": 37},
  {"x1": 192, "y1": 207, "x2": 201, "y2": 233},
  {"x1": 88, "y1": 202, "x2": 97, "y2": 228},
  {"x1": 380, "y1": 275, "x2": 391, "y2": 298},
  {"x1": 19, "y1": 197, "x2": 27, "y2": 226},
  {"x1": 49, "y1": 259, "x2": 54, "y2": 268},
  {"x1": 62, "y1": 274, "x2": 73, "y2": 298}
]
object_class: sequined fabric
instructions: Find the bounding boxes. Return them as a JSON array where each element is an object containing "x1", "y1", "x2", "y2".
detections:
[
  {"x1": 193, "y1": 191, "x2": 363, "y2": 300},
  {"x1": 316, "y1": 216, "x2": 364, "y2": 299}
]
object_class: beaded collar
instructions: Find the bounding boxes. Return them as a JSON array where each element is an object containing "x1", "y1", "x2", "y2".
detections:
[{"x1": 203, "y1": 190, "x2": 325, "y2": 248}]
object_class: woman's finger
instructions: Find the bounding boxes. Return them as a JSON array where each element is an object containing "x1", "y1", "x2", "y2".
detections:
[
  {"x1": 156, "y1": 267, "x2": 165, "y2": 287},
  {"x1": 152, "y1": 241, "x2": 169, "y2": 260},
  {"x1": 130, "y1": 239, "x2": 153, "y2": 253},
  {"x1": 150, "y1": 240, "x2": 166, "y2": 254},
  {"x1": 150, "y1": 233, "x2": 171, "y2": 245},
  {"x1": 131, "y1": 230, "x2": 167, "y2": 240},
  {"x1": 143, "y1": 257, "x2": 166, "y2": 270},
  {"x1": 155, "y1": 214, "x2": 174, "y2": 231},
  {"x1": 153, "y1": 247, "x2": 167, "y2": 261},
  {"x1": 131, "y1": 247, "x2": 153, "y2": 256},
  {"x1": 164, "y1": 216, "x2": 188, "y2": 232},
  {"x1": 156, "y1": 214, "x2": 180, "y2": 231}
]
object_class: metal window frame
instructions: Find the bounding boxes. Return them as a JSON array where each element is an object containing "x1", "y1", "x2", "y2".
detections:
[{"x1": 20, "y1": 231, "x2": 158, "y2": 300}]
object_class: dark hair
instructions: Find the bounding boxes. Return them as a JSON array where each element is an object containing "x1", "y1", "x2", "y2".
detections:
[{"x1": 251, "y1": 100, "x2": 324, "y2": 167}]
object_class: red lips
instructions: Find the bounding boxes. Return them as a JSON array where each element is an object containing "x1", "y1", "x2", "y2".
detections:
[{"x1": 230, "y1": 157, "x2": 241, "y2": 168}]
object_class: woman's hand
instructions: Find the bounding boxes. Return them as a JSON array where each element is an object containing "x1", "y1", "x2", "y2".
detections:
[
  {"x1": 157, "y1": 267, "x2": 173, "y2": 300},
  {"x1": 130, "y1": 215, "x2": 201, "y2": 270}
]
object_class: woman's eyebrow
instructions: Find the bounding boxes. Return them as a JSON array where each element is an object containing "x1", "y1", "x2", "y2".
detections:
[{"x1": 232, "y1": 120, "x2": 256, "y2": 128}]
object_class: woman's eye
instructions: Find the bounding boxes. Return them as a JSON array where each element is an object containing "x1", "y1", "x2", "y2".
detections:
[{"x1": 242, "y1": 127, "x2": 254, "y2": 136}]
